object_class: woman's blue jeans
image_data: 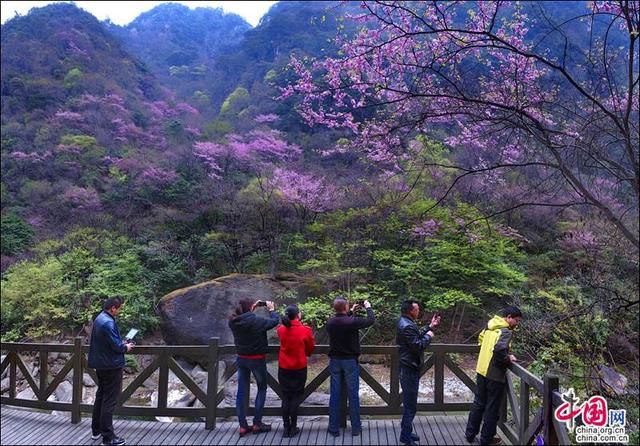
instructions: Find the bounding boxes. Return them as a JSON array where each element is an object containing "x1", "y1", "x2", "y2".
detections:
[{"x1": 235, "y1": 357, "x2": 268, "y2": 427}]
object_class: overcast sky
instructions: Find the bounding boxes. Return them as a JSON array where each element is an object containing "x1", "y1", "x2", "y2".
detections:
[{"x1": 1, "y1": 1, "x2": 278, "y2": 27}]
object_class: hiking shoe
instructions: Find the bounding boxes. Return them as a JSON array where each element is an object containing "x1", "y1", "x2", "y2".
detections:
[
  {"x1": 238, "y1": 426, "x2": 252, "y2": 437},
  {"x1": 289, "y1": 427, "x2": 300, "y2": 437},
  {"x1": 102, "y1": 437, "x2": 125, "y2": 446},
  {"x1": 466, "y1": 435, "x2": 476, "y2": 443},
  {"x1": 328, "y1": 429, "x2": 340, "y2": 437},
  {"x1": 411, "y1": 433, "x2": 420, "y2": 441},
  {"x1": 91, "y1": 431, "x2": 101, "y2": 441},
  {"x1": 352, "y1": 430, "x2": 361, "y2": 436},
  {"x1": 481, "y1": 437, "x2": 502, "y2": 445},
  {"x1": 252, "y1": 422, "x2": 271, "y2": 434},
  {"x1": 399, "y1": 437, "x2": 418, "y2": 446}
]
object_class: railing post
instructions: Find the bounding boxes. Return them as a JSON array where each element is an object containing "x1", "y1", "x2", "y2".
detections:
[
  {"x1": 158, "y1": 350, "x2": 169, "y2": 409},
  {"x1": 543, "y1": 375, "x2": 560, "y2": 445},
  {"x1": 205, "y1": 337, "x2": 219, "y2": 430},
  {"x1": 9, "y1": 352, "x2": 17, "y2": 398},
  {"x1": 39, "y1": 346, "x2": 48, "y2": 400},
  {"x1": 390, "y1": 348, "x2": 400, "y2": 409},
  {"x1": 434, "y1": 352, "x2": 444, "y2": 408},
  {"x1": 71, "y1": 337, "x2": 83, "y2": 424},
  {"x1": 519, "y1": 381, "x2": 530, "y2": 444}
]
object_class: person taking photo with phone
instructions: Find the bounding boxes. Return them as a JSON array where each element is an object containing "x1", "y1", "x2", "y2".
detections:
[
  {"x1": 325, "y1": 297, "x2": 375, "y2": 437},
  {"x1": 228, "y1": 299, "x2": 279, "y2": 437},
  {"x1": 396, "y1": 301, "x2": 441, "y2": 445},
  {"x1": 277, "y1": 305, "x2": 315, "y2": 438}
]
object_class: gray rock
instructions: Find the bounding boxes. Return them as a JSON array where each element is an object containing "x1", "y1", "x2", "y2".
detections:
[
  {"x1": 54, "y1": 380, "x2": 73, "y2": 402},
  {"x1": 17, "y1": 388, "x2": 37, "y2": 400},
  {"x1": 594, "y1": 365, "x2": 628, "y2": 396},
  {"x1": 1, "y1": 377, "x2": 10, "y2": 393},
  {"x1": 192, "y1": 371, "x2": 208, "y2": 385},
  {"x1": 158, "y1": 273, "x2": 303, "y2": 351},
  {"x1": 83, "y1": 373, "x2": 96, "y2": 387},
  {"x1": 191, "y1": 365, "x2": 206, "y2": 377}
]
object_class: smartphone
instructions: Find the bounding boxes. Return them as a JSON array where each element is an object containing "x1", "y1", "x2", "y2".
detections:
[{"x1": 125, "y1": 328, "x2": 139, "y2": 344}]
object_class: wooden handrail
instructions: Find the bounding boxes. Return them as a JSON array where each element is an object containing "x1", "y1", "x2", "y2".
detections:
[{"x1": 1, "y1": 338, "x2": 568, "y2": 444}]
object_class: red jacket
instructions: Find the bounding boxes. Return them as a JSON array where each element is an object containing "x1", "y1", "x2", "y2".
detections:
[{"x1": 277, "y1": 320, "x2": 315, "y2": 370}]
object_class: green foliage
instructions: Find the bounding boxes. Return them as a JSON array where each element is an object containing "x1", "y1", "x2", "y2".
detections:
[
  {"x1": 1, "y1": 257, "x2": 72, "y2": 340},
  {"x1": 220, "y1": 86, "x2": 249, "y2": 115},
  {"x1": 60, "y1": 134, "x2": 98, "y2": 148},
  {"x1": 124, "y1": 354, "x2": 139, "y2": 372},
  {"x1": 0, "y1": 213, "x2": 35, "y2": 255},
  {"x1": 63, "y1": 67, "x2": 84, "y2": 89},
  {"x1": 1, "y1": 227, "x2": 159, "y2": 340}
]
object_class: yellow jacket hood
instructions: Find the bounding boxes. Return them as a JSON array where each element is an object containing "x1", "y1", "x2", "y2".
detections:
[{"x1": 487, "y1": 315, "x2": 509, "y2": 331}]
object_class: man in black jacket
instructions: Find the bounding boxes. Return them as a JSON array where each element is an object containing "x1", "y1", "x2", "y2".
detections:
[
  {"x1": 88, "y1": 297, "x2": 133, "y2": 446},
  {"x1": 326, "y1": 297, "x2": 375, "y2": 437},
  {"x1": 396, "y1": 300, "x2": 441, "y2": 445},
  {"x1": 228, "y1": 298, "x2": 280, "y2": 437}
]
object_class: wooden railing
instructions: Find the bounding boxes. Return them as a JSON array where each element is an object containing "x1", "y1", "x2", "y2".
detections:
[{"x1": 1, "y1": 339, "x2": 570, "y2": 444}]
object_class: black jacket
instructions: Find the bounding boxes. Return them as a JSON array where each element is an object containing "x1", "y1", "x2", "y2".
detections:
[
  {"x1": 88, "y1": 311, "x2": 127, "y2": 370},
  {"x1": 326, "y1": 308, "x2": 375, "y2": 359},
  {"x1": 396, "y1": 316, "x2": 432, "y2": 371},
  {"x1": 228, "y1": 311, "x2": 280, "y2": 356}
]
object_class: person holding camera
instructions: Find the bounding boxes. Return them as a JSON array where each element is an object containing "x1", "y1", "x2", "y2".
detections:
[
  {"x1": 88, "y1": 297, "x2": 134, "y2": 446},
  {"x1": 396, "y1": 300, "x2": 441, "y2": 445},
  {"x1": 277, "y1": 304, "x2": 315, "y2": 438},
  {"x1": 325, "y1": 297, "x2": 375, "y2": 437},
  {"x1": 228, "y1": 299, "x2": 280, "y2": 437}
]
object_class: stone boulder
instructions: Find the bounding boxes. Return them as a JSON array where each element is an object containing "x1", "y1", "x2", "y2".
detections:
[
  {"x1": 594, "y1": 365, "x2": 628, "y2": 396},
  {"x1": 158, "y1": 273, "x2": 302, "y2": 347}
]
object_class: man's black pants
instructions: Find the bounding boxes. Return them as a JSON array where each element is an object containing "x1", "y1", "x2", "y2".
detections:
[
  {"x1": 399, "y1": 366, "x2": 420, "y2": 441},
  {"x1": 92, "y1": 368, "x2": 123, "y2": 442},
  {"x1": 465, "y1": 373, "x2": 506, "y2": 445}
]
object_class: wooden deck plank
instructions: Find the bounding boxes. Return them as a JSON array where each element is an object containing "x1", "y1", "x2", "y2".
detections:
[
  {"x1": 264, "y1": 422, "x2": 283, "y2": 446},
  {"x1": 0, "y1": 408, "x2": 479, "y2": 445},
  {"x1": 198, "y1": 419, "x2": 233, "y2": 445},
  {"x1": 307, "y1": 420, "x2": 322, "y2": 445},
  {"x1": 389, "y1": 418, "x2": 400, "y2": 445},
  {"x1": 0, "y1": 411, "x2": 40, "y2": 443},
  {"x1": 12, "y1": 412, "x2": 62, "y2": 444},
  {"x1": 417, "y1": 415, "x2": 439, "y2": 445},
  {"x1": 158, "y1": 421, "x2": 191, "y2": 445},
  {"x1": 444, "y1": 414, "x2": 467, "y2": 445},
  {"x1": 117, "y1": 420, "x2": 144, "y2": 445},
  {"x1": 175, "y1": 423, "x2": 203, "y2": 446},
  {"x1": 439, "y1": 415, "x2": 457, "y2": 444},
  {"x1": 48, "y1": 417, "x2": 91, "y2": 445},
  {"x1": 139, "y1": 420, "x2": 178, "y2": 445},
  {"x1": 216, "y1": 418, "x2": 241, "y2": 446},
  {"x1": 431, "y1": 415, "x2": 454, "y2": 445}
]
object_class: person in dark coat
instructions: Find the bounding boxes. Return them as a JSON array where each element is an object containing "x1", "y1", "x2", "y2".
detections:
[
  {"x1": 396, "y1": 300, "x2": 441, "y2": 445},
  {"x1": 325, "y1": 297, "x2": 375, "y2": 437},
  {"x1": 228, "y1": 299, "x2": 280, "y2": 437},
  {"x1": 88, "y1": 297, "x2": 133, "y2": 446}
]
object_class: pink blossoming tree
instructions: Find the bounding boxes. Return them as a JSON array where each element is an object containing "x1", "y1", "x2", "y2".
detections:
[{"x1": 284, "y1": 1, "x2": 639, "y2": 249}]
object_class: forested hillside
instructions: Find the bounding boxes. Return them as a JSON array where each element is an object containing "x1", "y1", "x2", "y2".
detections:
[{"x1": 1, "y1": 2, "x2": 637, "y2": 439}]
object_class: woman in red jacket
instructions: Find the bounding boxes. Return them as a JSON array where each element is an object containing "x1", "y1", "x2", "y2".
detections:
[{"x1": 277, "y1": 304, "x2": 315, "y2": 438}]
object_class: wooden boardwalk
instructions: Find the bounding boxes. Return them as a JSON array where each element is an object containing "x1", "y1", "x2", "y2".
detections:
[{"x1": 0, "y1": 408, "x2": 482, "y2": 445}]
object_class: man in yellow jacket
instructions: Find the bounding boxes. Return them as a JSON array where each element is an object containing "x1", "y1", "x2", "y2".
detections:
[{"x1": 465, "y1": 306, "x2": 522, "y2": 445}]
